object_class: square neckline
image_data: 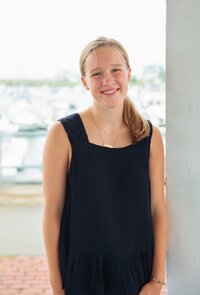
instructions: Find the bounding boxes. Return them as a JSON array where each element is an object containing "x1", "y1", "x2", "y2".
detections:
[{"x1": 76, "y1": 112, "x2": 146, "y2": 151}]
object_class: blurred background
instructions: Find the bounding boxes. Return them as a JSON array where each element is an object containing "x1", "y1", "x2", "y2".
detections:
[{"x1": 0, "y1": 0, "x2": 166, "y2": 294}]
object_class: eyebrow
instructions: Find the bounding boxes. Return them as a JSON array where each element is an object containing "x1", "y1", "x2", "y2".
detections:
[{"x1": 90, "y1": 64, "x2": 123, "y2": 73}]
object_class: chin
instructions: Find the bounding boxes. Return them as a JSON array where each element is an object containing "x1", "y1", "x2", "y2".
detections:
[{"x1": 105, "y1": 99, "x2": 124, "y2": 109}]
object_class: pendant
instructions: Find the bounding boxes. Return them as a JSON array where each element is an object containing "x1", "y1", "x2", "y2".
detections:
[{"x1": 103, "y1": 144, "x2": 114, "y2": 148}]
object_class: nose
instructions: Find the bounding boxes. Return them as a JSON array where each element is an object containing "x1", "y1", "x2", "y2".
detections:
[{"x1": 102, "y1": 72, "x2": 114, "y2": 85}]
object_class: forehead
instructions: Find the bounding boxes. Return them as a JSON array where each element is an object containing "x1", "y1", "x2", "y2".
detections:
[{"x1": 84, "y1": 46, "x2": 126, "y2": 71}]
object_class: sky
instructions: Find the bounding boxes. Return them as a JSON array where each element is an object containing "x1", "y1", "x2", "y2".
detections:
[{"x1": 0, "y1": 0, "x2": 166, "y2": 79}]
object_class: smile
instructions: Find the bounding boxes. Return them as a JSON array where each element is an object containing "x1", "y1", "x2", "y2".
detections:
[{"x1": 100, "y1": 88, "x2": 119, "y2": 95}]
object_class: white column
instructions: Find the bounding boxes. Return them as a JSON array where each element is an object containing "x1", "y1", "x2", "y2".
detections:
[{"x1": 166, "y1": 0, "x2": 200, "y2": 294}]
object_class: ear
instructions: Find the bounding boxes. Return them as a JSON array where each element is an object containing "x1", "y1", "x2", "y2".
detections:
[
  {"x1": 127, "y1": 68, "x2": 131, "y2": 82},
  {"x1": 81, "y1": 76, "x2": 89, "y2": 90}
]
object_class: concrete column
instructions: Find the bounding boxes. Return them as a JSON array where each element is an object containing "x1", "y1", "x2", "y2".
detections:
[{"x1": 166, "y1": 0, "x2": 200, "y2": 294}]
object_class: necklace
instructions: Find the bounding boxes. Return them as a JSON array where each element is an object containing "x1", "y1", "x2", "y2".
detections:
[
  {"x1": 98, "y1": 124, "x2": 121, "y2": 136},
  {"x1": 89, "y1": 109, "x2": 123, "y2": 148}
]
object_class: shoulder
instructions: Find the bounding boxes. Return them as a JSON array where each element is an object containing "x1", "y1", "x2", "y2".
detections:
[
  {"x1": 47, "y1": 111, "x2": 80, "y2": 146},
  {"x1": 47, "y1": 120, "x2": 70, "y2": 144},
  {"x1": 43, "y1": 121, "x2": 71, "y2": 159},
  {"x1": 58, "y1": 112, "x2": 78, "y2": 126}
]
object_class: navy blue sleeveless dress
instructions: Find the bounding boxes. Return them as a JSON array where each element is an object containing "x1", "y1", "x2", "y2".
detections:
[{"x1": 57, "y1": 112, "x2": 154, "y2": 295}]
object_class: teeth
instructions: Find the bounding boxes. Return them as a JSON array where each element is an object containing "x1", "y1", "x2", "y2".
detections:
[{"x1": 102, "y1": 89, "x2": 117, "y2": 94}]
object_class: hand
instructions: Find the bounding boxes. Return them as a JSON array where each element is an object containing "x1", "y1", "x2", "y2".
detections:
[{"x1": 138, "y1": 280, "x2": 163, "y2": 295}]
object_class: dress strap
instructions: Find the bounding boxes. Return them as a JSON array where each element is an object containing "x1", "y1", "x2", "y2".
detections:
[
  {"x1": 57, "y1": 113, "x2": 88, "y2": 145},
  {"x1": 147, "y1": 120, "x2": 153, "y2": 140}
]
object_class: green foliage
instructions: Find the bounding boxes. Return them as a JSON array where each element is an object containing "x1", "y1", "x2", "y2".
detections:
[{"x1": 0, "y1": 80, "x2": 79, "y2": 87}]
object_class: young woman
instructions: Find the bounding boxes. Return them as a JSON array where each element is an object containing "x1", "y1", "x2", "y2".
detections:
[{"x1": 42, "y1": 36, "x2": 168, "y2": 295}]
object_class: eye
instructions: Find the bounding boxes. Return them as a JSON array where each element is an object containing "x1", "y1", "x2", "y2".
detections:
[
  {"x1": 91, "y1": 72, "x2": 100, "y2": 77},
  {"x1": 112, "y1": 68, "x2": 121, "y2": 73}
]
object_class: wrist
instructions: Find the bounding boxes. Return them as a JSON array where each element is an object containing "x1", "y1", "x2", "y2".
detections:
[
  {"x1": 148, "y1": 280, "x2": 163, "y2": 292},
  {"x1": 150, "y1": 275, "x2": 166, "y2": 286},
  {"x1": 49, "y1": 273, "x2": 62, "y2": 289}
]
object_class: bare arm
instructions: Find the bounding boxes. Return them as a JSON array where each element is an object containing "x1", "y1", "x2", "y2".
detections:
[
  {"x1": 149, "y1": 126, "x2": 168, "y2": 284},
  {"x1": 42, "y1": 121, "x2": 71, "y2": 293},
  {"x1": 139, "y1": 126, "x2": 168, "y2": 295}
]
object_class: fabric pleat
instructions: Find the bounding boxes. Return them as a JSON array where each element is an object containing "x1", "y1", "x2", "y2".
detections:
[{"x1": 63, "y1": 250, "x2": 153, "y2": 295}]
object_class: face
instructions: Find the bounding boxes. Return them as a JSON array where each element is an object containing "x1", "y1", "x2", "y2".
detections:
[{"x1": 81, "y1": 46, "x2": 131, "y2": 109}]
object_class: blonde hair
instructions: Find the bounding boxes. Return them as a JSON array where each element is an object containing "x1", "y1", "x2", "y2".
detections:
[{"x1": 79, "y1": 36, "x2": 150, "y2": 142}]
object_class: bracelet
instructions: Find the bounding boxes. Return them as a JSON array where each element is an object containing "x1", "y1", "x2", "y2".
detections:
[{"x1": 151, "y1": 276, "x2": 166, "y2": 286}]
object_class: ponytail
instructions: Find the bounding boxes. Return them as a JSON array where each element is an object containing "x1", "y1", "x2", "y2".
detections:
[{"x1": 123, "y1": 96, "x2": 150, "y2": 143}]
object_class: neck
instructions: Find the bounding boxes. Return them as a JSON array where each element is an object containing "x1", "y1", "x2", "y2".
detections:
[{"x1": 88, "y1": 105, "x2": 124, "y2": 132}]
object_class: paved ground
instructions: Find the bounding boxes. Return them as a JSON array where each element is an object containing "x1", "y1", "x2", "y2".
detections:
[{"x1": 0, "y1": 256, "x2": 51, "y2": 295}]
